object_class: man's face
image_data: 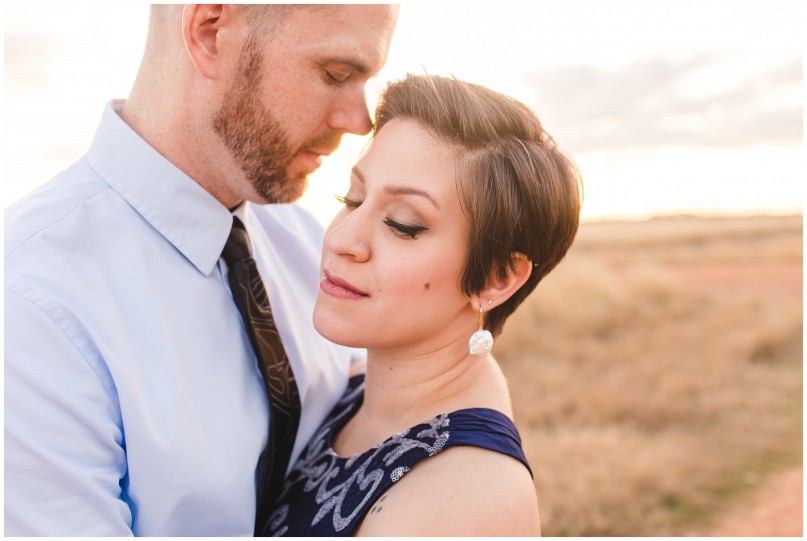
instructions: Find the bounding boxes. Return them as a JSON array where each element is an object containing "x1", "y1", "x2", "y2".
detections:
[{"x1": 213, "y1": 5, "x2": 398, "y2": 204}]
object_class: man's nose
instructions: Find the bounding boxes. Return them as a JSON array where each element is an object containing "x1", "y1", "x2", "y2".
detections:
[{"x1": 328, "y1": 90, "x2": 373, "y2": 136}]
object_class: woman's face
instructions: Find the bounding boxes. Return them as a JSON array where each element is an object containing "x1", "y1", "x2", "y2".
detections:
[{"x1": 314, "y1": 119, "x2": 475, "y2": 355}]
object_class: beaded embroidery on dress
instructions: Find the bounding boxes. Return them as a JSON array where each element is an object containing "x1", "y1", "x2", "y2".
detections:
[{"x1": 264, "y1": 375, "x2": 531, "y2": 537}]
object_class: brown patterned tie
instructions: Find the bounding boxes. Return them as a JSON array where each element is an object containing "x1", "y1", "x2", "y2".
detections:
[{"x1": 221, "y1": 216, "x2": 301, "y2": 535}]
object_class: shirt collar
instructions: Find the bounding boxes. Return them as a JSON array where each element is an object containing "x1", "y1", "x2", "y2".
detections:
[{"x1": 86, "y1": 100, "x2": 233, "y2": 276}]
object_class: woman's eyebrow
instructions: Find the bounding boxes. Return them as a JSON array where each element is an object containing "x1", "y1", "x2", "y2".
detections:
[
  {"x1": 351, "y1": 166, "x2": 367, "y2": 184},
  {"x1": 351, "y1": 166, "x2": 440, "y2": 210},
  {"x1": 383, "y1": 185, "x2": 440, "y2": 210}
]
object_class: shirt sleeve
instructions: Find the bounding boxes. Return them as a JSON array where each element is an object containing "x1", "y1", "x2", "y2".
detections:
[{"x1": 3, "y1": 287, "x2": 133, "y2": 536}]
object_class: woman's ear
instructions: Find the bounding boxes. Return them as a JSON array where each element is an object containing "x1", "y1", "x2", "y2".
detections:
[
  {"x1": 182, "y1": 4, "x2": 237, "y2": 80},
  {"x1": 476, "y1": 252, "x2": 533, "y2": 309}
]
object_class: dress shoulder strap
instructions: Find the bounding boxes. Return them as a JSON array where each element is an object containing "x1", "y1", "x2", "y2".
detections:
[{"x1": 444, "y1": 407, "x2": 533, "y2": 477}]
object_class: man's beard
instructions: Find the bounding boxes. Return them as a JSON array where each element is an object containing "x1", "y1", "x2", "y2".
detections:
[{"x1": 212, "y1": 40, "x2": 328, "y2": 204}]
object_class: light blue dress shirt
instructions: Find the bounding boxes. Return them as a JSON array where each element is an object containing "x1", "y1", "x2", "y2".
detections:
[{"x1": 4, "y1": 101, "x2": 355, "y2": 536}]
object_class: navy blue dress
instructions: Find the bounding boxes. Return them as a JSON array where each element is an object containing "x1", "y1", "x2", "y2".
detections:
[{"x1": 264, "y1": 375, "x2": 532, "y2": 536}]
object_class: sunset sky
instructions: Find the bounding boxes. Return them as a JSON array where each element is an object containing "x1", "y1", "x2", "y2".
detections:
[{"x1": 4, "y1": 1, "x2": 804, "y2": 223}]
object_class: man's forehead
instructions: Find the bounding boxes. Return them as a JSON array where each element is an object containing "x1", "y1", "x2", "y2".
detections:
[
  {"x1": 280, "y1": 4, "x2": 397, "y2": 36},
  {"x1": 275, "y1": 5, "x2": 396, "y2": 70}
]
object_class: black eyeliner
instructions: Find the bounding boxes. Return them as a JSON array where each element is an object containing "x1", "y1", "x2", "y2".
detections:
[{"x1": 383, "y1": 218, "x2": 428, "y2": 239}]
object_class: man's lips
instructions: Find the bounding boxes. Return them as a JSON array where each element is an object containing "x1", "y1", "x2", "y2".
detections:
[
  {"x1": 297, "y1": 151, "x2": 324, "y2": 170},
  {"x1": 308, "y1": 147, "x2": 334, "y2": 157},
  {"x1": 320, "y1": 269, "x2": 369, "y2": 300},
  {"x1": 297, "y1": 148, "x2": 335, "y2": 171}
]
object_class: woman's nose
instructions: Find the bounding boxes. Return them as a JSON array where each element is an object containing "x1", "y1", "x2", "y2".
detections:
[{"x1": 324, "y1": 209, "x2": 371, "y2": 262}]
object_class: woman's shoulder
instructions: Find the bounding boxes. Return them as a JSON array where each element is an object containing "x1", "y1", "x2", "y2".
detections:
[{"x1": 355, "y1": 442, "x2": 540, "y2": 536}]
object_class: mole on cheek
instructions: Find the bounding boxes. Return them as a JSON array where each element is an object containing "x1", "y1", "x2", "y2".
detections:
[{"x1": 424, "y1": 283, "x2": 430, "y2": 291}]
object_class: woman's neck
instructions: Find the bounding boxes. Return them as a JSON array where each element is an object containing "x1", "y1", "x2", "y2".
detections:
[{"x1": 332, "y1": 339, "x2": 512, "y2": 457}]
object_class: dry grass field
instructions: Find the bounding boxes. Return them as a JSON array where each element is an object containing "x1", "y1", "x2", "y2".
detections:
[{"x1": 496, "y1": 214, "x2": 803, "y2": 536}]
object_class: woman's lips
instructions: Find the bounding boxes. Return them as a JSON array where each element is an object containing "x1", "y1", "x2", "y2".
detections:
[{"x1": 320, "y1": 269, "x2": 369, "y2": 300}]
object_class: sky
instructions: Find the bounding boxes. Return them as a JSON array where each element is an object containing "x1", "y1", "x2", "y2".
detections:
[{"x1": 3, "y1": 0, "x2": 804, "y2": 224}]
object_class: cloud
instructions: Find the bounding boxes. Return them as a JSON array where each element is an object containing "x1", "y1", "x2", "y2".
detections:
[{"x1": 525, "y1": 55, "x2": 802, "y2": 153}]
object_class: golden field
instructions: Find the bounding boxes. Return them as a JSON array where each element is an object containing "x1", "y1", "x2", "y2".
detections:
[{"x1": 496, "y1": 214, "x2": 803, "y2": 536}]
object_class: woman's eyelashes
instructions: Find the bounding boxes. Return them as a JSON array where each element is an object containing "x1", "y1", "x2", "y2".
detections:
[
  {"x1": 334, "y1": 194, "x2": 429, "y2": 240},
  {"x1": 383, "y1": 218, "x2": 428, "y2": 240},
  {"x1": 335, "y1": 194, "x2": 361, "y2": 209}
]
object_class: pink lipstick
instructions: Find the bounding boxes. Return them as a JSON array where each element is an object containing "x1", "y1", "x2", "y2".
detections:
[{"x1": 320, "y1": 269, "x2": 369, "y2": 300}]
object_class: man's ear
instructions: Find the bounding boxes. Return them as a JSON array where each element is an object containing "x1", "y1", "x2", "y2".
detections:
[
  {"x1": 182, "y1": 4, "x2": 236, "y2": 80},
  {"x1": 476, "y1": 252, "x2": 533, "y2": 309}
]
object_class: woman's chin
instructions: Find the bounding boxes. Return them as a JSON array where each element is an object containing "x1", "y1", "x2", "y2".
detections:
[{"x1": 313, "y1": 308, "x2": 360, "y2": 348}]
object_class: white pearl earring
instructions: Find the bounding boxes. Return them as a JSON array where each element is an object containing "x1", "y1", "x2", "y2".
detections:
[{"x1": 468, "y1": 302, "x2": 494, "y2": 355}]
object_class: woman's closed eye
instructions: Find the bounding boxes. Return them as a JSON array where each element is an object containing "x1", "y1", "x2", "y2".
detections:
[
  {"x1": 383, "y1": 218, "x2": 428, "y2": 240},
  {"x1": 335, "y1": 195, "x2": 428, "y2": 239},
  {"x1": 335, "y1": 194, "x2": 361, "y2": 209}
]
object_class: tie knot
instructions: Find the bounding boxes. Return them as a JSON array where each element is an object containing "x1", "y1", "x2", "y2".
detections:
[{"x1": 221, "y1": 216, "x2": 253, "y2": 264}]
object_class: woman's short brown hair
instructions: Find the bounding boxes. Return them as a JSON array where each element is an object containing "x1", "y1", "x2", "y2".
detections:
[{"x1": 374, "y1": 74, "x2": 583, "y2": 336}]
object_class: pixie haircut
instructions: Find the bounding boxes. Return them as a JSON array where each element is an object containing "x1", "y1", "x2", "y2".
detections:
[{"x1": 374, "y1": 74, "x2": 582, "y2": 337}]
